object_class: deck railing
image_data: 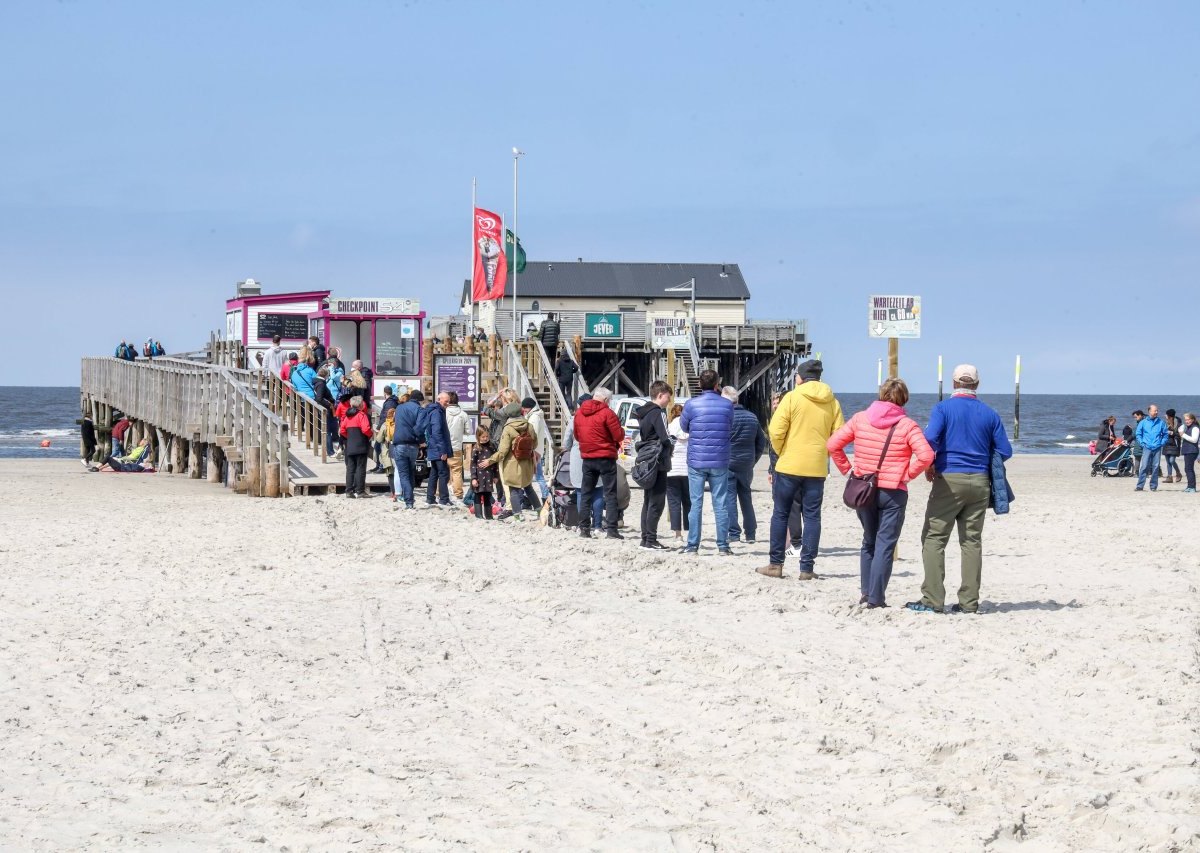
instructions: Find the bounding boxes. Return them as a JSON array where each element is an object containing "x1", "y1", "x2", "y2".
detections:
[
  {"x1": 81, "y1": 357, "x2": 290, "y2": 496},
  {"x1": 259, "y1": 370, "x2": 329, "y2": 463}
]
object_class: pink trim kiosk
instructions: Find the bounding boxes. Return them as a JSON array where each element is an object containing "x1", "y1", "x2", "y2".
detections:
[{"x1": 225, "y1": 290, "x2": 426, "y2": 400}]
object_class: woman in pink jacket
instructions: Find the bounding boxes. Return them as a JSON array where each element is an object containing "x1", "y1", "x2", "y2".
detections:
[{"x1": 827, "y1": 379, "x2": 935, "y2": 608}]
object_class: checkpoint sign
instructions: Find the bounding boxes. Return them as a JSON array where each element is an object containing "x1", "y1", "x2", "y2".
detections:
[{"x1": 868, "y1": 295, "x2": 921, "y2": 339}]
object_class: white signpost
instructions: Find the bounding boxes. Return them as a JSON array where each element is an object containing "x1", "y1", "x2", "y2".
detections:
[
  {"x1": 650, "y1": 316, "x2": 691, "y2": 349},
  {"x1": 868, "y1": 295, "x2": 921, "y2": 339}
]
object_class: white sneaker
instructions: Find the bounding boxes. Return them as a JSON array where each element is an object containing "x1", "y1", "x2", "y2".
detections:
[{"x1": 785, "y1": 545, "x2": 796, "y2": 557}]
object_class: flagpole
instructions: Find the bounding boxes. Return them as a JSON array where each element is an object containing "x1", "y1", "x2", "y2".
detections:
[
  {"x1": 512, "y1": 147, "x2": 524, "y2": 343},
  {"x1": 470, "y1": 177, "x2": 477, "y2": 327}
]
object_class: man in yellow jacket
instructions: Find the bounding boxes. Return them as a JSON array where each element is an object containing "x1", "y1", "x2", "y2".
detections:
[{"x1": 761, "y1": 360, "x2": 844, "y2": 579}]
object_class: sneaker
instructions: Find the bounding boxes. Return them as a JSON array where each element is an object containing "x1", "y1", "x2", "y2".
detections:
[
  {"x1": 717, "y1": 546, "x2": 734, "y2": 556},
  {"x1": 757, "y1": 564, "x2": 783, "y2": 578},
  {"x1": 346, "y1": 493, "x2": 358, "y2": 499},
  {"x1": 1185, "y1": 488, "x2": 1196, "y2": 493},
  {"x1": 905, "y1": 601, "x2": 943, "y2": 613},
  {"x1": 496, "y1": 510, "x2": 514, "y2": 521},
  {"x1": 785, "y1": 545, "x2": 796, "y2": 557},
  {"x1": 949, "y1": 604, "x2": 978, "y2": 614},
  {"x1": 679, "y1": 545, "x2": 699, "y2": 555},
  {"x1": 745, "y1": 538, "x2": 756, "y2": 545},
  {"x1": 727, "y1": 536, "x2": 741, "y2": 543},
  {"x1": 1134, "y1": 487, "x2": 1144, "y2": 491},
  {"x1": 579, "y1": 527, "x2": 592, "y2": 539},
  {"x1": 606, "y1": 531, "x2": 624, "y2": 540},
  {"x1": 639, "y1": 541, "x2": 668, "y2": 550}
]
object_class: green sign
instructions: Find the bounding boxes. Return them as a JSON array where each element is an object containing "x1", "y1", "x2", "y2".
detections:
[{"x1": 585, "y1": 312, "x2": 623, "y2": 339}]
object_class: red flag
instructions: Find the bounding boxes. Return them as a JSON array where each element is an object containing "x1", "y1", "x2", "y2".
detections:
[{"x1": 472, "y1": 207, "x2": 508, "y2": 302}]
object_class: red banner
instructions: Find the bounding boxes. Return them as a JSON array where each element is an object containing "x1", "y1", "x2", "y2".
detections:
[{"x1": 472, "y1": 207, "x2": 508, "y2": 302}]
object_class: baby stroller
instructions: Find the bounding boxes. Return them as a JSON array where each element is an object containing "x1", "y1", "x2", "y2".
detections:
[
  {"x1": 546, "y1": 455, "x2": 581, "y2": 528},
  {"x1": 1091, "y1": 440, "x2": 1134, "y2": 477}
]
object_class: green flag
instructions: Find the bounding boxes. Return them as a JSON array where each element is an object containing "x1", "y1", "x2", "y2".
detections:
[{"x1": 505, "y1": 229, "x2": 526, "y2": 273}]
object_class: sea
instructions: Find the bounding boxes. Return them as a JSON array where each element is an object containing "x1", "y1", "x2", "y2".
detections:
[{"x1": 1, "y1": 386, "x2": 1196, "y2": 460}]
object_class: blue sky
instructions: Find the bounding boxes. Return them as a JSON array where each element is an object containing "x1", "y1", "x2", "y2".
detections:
[{"x1": 3, "y1": 1, "x2": 1198, "y2": 392}]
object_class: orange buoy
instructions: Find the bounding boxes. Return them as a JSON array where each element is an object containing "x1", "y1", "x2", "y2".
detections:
[{"x1": 40, "y1": 439, "x2": 51, "y2": 448}]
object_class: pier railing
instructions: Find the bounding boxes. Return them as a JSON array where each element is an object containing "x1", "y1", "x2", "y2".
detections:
[
  {"x1": 259, "y1": 370, "x2": 329, "y2": 463},
  {"x1": 80, "y1": 357, "x2": 290, "y2": 497}
]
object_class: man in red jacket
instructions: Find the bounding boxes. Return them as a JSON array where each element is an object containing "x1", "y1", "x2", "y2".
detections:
[{"x1": 573, "y1": 387, "x2": 626, "y2": 539}]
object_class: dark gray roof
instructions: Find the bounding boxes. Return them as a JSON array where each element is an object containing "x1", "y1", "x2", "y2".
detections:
[{"x1": 502, "y1": 262, "x2": 750, "y2": 301}]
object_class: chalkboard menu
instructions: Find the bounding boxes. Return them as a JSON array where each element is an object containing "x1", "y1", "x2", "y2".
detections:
[{"x1": 256, "y1": 312, "x2": 309, "y2": 341}]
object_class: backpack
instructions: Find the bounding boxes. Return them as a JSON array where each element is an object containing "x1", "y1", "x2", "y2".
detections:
[
  {"x1": 152, "y1": 341, "x2": 165, "y2": 357},
  {"x1": 631, "y1": 437, "x2": 663, "y2": 488},
  {"x1": 115, "y1": 343, "x2": 127, "y2": 359},
  {"x1": 512, "y1": 429, "x2": 536, "y2": 461}
]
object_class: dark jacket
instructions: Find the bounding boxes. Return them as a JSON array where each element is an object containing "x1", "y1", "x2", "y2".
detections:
[
  {"x1": 729, "y1": 404, "x2": 767, "y2": 469},
  {"x1": 312, "y1": 343, "x2": 327, "y2": 365},
  {"x1": 539, "y1": 319, "x2": 561, "y2": 350},
  {"x1": 339, "y1": 408, "x2": 373, "y2": 456},
  {"x1": 312, "y1": 376, "x2": 336, "y2": 412},
  {"x1": 424, "y1": 402, "x2": 452, "y2": 459},
  {"x1": 391, "y1": 400, "x2": 423, "y2": 445},
  {"x1": 378, "y1": 394, "x2": 399, "y2": 428},
  {"x1": 680, "y1": 390, "x2": 734, "y2": 469},
  {"x1": 573, "y1": 399, "x2": 625, "y2": 459},
  {"x1": 634, "y1": 400, "x2": 673, "y2": 470},
  {"x1": 555, "y1": 356, "x2": 578, "y2": 384},
  {"x1": 470, "y1": 442, "x2": 497, "y2": 493}
]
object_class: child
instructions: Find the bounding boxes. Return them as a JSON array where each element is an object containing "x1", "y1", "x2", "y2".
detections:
[{"x1": 470, "y1": 425, "x2": 497, "y2": 519}]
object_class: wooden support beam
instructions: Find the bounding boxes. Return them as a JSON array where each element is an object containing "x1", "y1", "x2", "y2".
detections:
[
  {"x1": 590, "y1": 358, "x2": 625, "y2": 393},
  {"x1": 736, "y1": 355, "x2": 781, "y2": 394}
]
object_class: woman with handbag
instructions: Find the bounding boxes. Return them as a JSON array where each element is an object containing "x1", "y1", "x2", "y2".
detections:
[{"x1": 827, "y1": 379, "x2": 935, "y2": 608}]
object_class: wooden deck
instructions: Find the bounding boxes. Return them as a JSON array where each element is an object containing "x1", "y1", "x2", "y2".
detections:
[{"x1": 286, "y1": 441, "x2": 399, "y2": 496}]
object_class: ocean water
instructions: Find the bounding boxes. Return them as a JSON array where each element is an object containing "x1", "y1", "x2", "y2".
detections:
[{"x1": 1, "y1": 387, "x2": 1196, "y2": 459}]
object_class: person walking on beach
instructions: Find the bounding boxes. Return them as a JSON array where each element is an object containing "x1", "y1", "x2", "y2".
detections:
[
  {"x1": 1134, "y1": 404, "x2": 1168, "y2": 492},
  {"x1": 444, "y1": 392, "x2": 469, "y2": 499},
  {"x1": 827, "y1": 379, "x2": 934, "y2": 608},
  {"x1": 390, "y1": 389, "x2": 422, "y2": 509},
  {"x1": 767, "y1": 391, "x2": 803, "y2": 557},
  {"x1": 665, "y1": 402, "x2": 691, "y2": 542},
  {"x1": 470, "y1": 426, "x2": 498, "y2": 519},
  {"x1": 81, "y1": 411, "x2": 96, "y2": 467},
  {"x1": 762, "y1": 359, "x2": 844, "y2": 578},
  {"x1": 1096, "y1": 415, "x2": 1117, "y2": 457},
  {"x1": 339, "y1": 395, "x2": 373, "y2": 499},
  {"x1": 635, "y1": 381, "x2": 675, "y2": 550},
  {"x1": 423, "y1": 392, "x2": 454, "y2": 506},
  {"x1": 484, "y1": 409, "x2": 538, "y2": 520},
  {"x1": 906, "y1": 364, "x2": 1012, "y2": 615},
  {"x1": 1162, "y1": 409, "x2": 1183, "y2": 484},
  {"x1": 680, "y1": 370, "x2": 735, "y2": 556},
  {"x1": 723, "y1": 386, "x2": 768, "y2": 545},
  {"x1": 574, "y1": 387, "x2": 626, "y2": 539},
  {"x1": 1179, "y1": 413, "x2": 1199, "y2": 493}
]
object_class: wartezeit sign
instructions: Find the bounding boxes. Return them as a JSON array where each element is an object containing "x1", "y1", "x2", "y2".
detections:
[{"x1": 328, "y1": 297, "x2": 421, "y2": 316}]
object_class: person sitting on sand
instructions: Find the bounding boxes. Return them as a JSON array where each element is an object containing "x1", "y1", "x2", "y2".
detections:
[{"x1": 91, "y1": 437, "x2": 153, "y2": 472}]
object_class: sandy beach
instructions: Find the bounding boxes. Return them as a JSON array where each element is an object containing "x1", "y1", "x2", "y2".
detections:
[{"x1": 0, "y1": 456, "x2": 1196, "y2": 851}]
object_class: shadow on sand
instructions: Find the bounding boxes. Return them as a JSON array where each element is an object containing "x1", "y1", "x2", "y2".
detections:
[{"x1": 981, "y1": 599, "x2": 1082, "y2": 614}]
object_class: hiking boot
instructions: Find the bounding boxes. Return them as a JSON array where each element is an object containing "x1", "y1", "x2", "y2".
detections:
[
  {"x1": 579, "y1": 527, "x2": 592, "y2": 539},
  {"x1": 757, "y1": 564, "x2": 783, "y2": 578},
  {"x1": 797, "y1": 571, "x2": 819, "y2": 581},
  {"x1": 606, "y1": 531, "x2": 624, "y2": 540}
]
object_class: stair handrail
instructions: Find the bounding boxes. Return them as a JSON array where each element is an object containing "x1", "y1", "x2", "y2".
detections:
[
  {"x1": 260, "y1": 369, "x2": 329, "y2": 463},
  {"x1": 562, "y1": 342, "x2": 590, "y2": 397},
  {"x1": 503, "y1": 341, "x2": 555, "y2": 482}
]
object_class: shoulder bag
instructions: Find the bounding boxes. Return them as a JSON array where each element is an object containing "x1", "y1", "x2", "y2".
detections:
[{"x1": 842, "y1": 423, "x2": 899, "y2": 510}]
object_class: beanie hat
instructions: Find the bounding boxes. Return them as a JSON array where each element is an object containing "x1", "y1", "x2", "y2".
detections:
[{"x1": 797, "y1": 359, "x2": 823, "y2": 381}]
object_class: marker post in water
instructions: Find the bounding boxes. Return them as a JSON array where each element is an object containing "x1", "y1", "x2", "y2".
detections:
[
  {"x1": 1014, "y1": 355, "x2": 1022, "y2": 441},
  {"x1": 938, "y1": 355, "x2": 944, "y2": 401}
]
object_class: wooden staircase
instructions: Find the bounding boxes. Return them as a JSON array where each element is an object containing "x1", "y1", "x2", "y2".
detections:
[{"x1": 675, "y1": 347, "x2": 702, "y2": 398}]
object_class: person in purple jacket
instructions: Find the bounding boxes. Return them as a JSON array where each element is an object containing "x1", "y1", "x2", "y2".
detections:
[
  {"x1": 679, "y1": 369, "x2": 734, "y2": 556},
  {"x1": 907, "y1": 364, "x2": 1012, "y2": 615}
]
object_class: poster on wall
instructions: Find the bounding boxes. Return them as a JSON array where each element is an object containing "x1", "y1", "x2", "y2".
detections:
[{"x1": 433, "y1": 354, "x2": 482, "y2": 413}]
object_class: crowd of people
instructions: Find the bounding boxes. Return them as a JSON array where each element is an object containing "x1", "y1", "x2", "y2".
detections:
[
  {"x1": 1098, "y1": 407, "x2": 1199, "y2": 492},
  {"x1": 113, "y1": 339, "x2": 166, "y2": 360}
]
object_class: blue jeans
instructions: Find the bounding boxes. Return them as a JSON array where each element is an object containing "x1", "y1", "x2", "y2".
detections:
[
  {"x1": 1137, "y1": 447, "x2": 1162, "y2": 489},
  {"x1": 534, "y1": 458, "x2": 549, "y2": 499},
  {"x1": 391, "y1": 444, "x2": 417, "y2": 506},
  {"x1": 577, "y1": 488, "x2": 604, "y2": 528},
  {"x1": 725, "y1": 464, "x2": 756, "y2": 541},
  {"x1": 426, "y1": 458, "x2": 451, "y2": 504},
  {"x1": 112, "y1": 439, "x2": 124, "y2": 458},
  {"x1": 769, "y1": 474, "x2": 825, "y2": 569},
  {"x1": 857, "y1": 487, "x2": 908, "y2": 606},
  {"x1": 687, "y1": 467, "x2": 730, "y2": 549}
]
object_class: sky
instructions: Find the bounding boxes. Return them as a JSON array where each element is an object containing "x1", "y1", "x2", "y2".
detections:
[{"x1": 2, "y1": 1, "x2": 1198, "y2": 393}]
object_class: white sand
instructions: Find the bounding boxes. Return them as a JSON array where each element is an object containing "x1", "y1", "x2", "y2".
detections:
[{"x1": 0, "y1": 457, "x2": 1196, "y2": 851}]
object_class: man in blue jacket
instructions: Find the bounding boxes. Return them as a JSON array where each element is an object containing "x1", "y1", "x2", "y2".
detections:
[
  {"x1": 390, "y1": 391, "x2": 423, "y2": 509},
  {"x1": 679, "y1": 370, "x2": 735, "y2": 555},
  {"x1": 424, "y1": 392, "x2": 454, "y2": 506},
  {"x1": 722, "y1": 386, "x2": 768, "y2": 544},
  {"x1": 1135, "y1": 403, "x2": 1169, "y2": 492},
  {"x1": 907, "y1": 364, "x2": 1012, "y2": 615}
]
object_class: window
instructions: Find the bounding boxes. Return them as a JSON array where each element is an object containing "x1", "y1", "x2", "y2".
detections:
[{"x1": 375, "y1": 319, "x2": 419, "y2": 376}]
